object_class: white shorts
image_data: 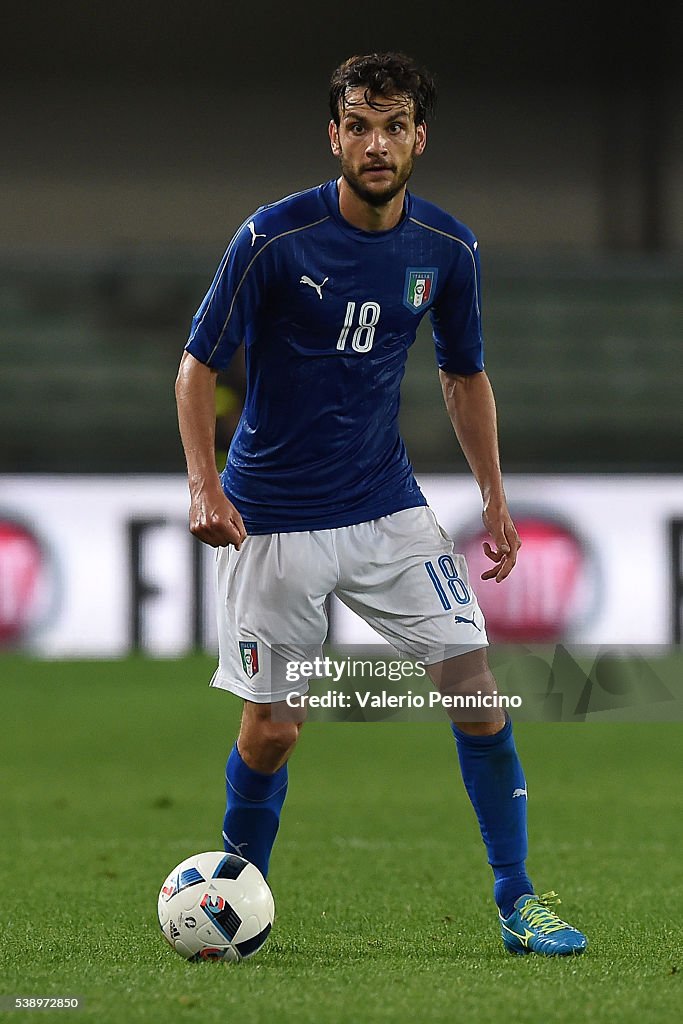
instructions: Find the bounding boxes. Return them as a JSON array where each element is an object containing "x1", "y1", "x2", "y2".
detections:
[{"x1": 210, "y1": 506, "x2": 488, "y2": 702}]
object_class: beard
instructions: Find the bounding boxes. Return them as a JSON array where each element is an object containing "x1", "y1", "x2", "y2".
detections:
[{"x1": 339, "y1": 151, "x2": 415, "y2": 207}]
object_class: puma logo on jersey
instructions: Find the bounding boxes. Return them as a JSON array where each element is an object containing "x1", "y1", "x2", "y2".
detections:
[
  {"x1": 300, "y1": 274, "x2": 328, "y2": 299},
  {"x1": 248, "y1": 221, "x2": 266, "y2": 246},
  {"x1": 512, "y1": 787, "x2": 528, "y2": 799}
]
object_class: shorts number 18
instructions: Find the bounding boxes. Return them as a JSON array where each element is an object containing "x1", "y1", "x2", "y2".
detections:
[{"x1": 424, "y1": 556, "x2": 470, "y2": 609}]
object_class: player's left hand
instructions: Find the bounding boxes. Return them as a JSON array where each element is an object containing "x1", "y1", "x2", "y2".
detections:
[{"x1": 481, "y1": 498, "x2": 521, "y2": 582}]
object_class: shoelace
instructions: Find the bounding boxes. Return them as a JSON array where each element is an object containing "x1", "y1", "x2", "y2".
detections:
[{"x1": 519, "y1": 891, "x2": 571, "y2": 934}]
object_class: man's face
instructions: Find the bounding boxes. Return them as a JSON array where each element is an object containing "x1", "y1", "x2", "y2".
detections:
[{"x1": 329, "y1": 87, "x2": 427, "y2": 207}]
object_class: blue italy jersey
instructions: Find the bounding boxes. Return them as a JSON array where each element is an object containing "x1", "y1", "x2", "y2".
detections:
[{"x1": 186, "y1": 179, "x2": 484, "y2": 534}]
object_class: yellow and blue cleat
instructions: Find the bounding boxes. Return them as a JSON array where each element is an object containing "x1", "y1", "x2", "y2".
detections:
[{"x1": 499, "y1": 891, "x2": 588, "y2": 956}]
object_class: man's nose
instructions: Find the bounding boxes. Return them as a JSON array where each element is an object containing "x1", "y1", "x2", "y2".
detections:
[{"x1": 366, "y1": 129, "x2": 388, "y2": 154}]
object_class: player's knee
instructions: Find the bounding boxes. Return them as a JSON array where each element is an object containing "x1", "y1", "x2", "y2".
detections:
[
  {"x1": 452, "y1": 715, "x2": 506, "y2": 736},
  {"x1": 428, "y1": 646, "x2": 491, "y2": 691},
  {"x1": 238, "y1": 713, "x2": 301, "y2": 773},
  {"x1": 258, "y1": 719, "x2": 300, "y2": 760},
  {"x1": 428, "y1": 647, "x2": 506, "y2": 733}
]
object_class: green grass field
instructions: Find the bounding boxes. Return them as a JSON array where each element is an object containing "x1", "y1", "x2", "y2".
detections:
[{"x1": 1, "y1": 656, "x2": 681, "y2": 1023}]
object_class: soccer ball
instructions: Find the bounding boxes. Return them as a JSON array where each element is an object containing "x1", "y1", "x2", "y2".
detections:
[{"x1": 157, "y1": 851, "x2": 274, "y2": 962}]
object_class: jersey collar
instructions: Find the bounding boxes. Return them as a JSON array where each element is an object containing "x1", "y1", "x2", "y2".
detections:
[{"x1": 321, "y1": 179, "x2": 412, "y2": 243}]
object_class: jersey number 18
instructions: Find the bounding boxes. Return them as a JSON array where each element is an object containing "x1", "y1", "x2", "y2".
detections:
[{"x1": 336, "y1": 301, "x2": 381, "y2": 353}]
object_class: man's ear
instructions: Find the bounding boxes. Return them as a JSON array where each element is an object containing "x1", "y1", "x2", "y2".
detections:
[
  {"x1": 414, "y1": 122, "x2": 427, "y2": 156},
  {"x1": 329, "y1": 120, "x2": 341, "y2": 155}
]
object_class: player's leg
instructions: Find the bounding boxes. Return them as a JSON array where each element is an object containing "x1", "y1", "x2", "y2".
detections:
[
  {"x1": 425, "y1": 568, "x2": 586, "y2": 953},
  {"x1": 212, "y1": 530, "x2": 336, "y2": 879},
  {"x1": 336, "y1": 507, "x2": 587, "y2": 954},
  {"x1": 223, "y1": 700, "x2": 304, "y2": 878},
  {"x1": 427, "y1": 647, "x2": 534, "y2": 919},
  {"x1": 334, "y1": 509, "x2": 530, "y2": 913}
]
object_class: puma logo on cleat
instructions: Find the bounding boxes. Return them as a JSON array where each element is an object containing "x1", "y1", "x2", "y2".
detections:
[
  {"x1": 248, "y1": 221, "x2": 266, "y2": 246},
  {"x1": 300, "y1": 274, "x2": 328, "y2": 299},
  {"x1": 512, "y1": 787, "x2": 528, "y2": 799}
]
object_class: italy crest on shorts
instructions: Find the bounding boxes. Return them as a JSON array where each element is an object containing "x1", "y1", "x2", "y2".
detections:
[
  {"x1": 403, "y1": 267, "x2": 438, "y2": 312},
  {"x1": 238, "y1": 640, "x2": 259, "y2": 678}
]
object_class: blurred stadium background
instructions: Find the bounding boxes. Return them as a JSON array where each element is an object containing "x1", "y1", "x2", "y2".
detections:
[{"x1": 1, "y1": 0, "x2": 681, "y2": 656}]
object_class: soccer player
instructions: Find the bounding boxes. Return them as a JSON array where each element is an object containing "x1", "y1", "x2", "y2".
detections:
[{"x1": 175, "y1": 52, "x2": 587, "y2": 956}]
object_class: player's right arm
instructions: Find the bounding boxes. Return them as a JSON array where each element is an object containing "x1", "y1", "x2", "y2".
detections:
[
  {"x1": 175, "y1": 351, "x2": 247, "y2": 548},
  {"x1": 176, "y1": 212, "x2": 270, "y2": 547}
]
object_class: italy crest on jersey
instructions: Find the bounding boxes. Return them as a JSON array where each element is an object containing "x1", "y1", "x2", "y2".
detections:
[
  {"x1": 239, "y1": 640, "x2": 259, "y2": 678},
  {"x1": 403, "y1": 267, "x2": 438, "y2": 313}
]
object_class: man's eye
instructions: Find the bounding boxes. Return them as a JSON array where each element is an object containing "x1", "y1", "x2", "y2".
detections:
[
  {"x1": 350, "y1": 123, "x2": 364, "y2": 133},
  {"x1": 390, "y1": 123, "x2": 405, "y2": 133}
]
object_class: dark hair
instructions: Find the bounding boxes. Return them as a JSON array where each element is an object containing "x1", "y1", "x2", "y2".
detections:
[{"x1": 329, "y1": 52, "x2": 437, "y2": 126}]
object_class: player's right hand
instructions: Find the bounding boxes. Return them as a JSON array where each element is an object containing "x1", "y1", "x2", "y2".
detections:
[{"x1": 188, "y1": 487, "x2": 247, "y2": 548}]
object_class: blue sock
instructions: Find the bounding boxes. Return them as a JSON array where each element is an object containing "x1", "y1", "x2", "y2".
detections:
[
  {"x1": 451, "y1": 718, "x2": 534, "y2": 918},
  {"x1": 222, "y1": 743, "x2": 288, "y2": 879}
]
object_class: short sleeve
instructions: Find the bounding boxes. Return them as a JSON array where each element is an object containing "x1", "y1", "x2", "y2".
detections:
[
  {"x1": 429, "y1": 238, "x2": 484, "y2": 375},
  {"x1": 185, "y1": 217, "x2": 269, "y2": 370}
]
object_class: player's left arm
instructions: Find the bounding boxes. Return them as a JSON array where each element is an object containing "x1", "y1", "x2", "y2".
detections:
[{"x1": 440, "y1": 369, "x2": 520, "y2": 582}]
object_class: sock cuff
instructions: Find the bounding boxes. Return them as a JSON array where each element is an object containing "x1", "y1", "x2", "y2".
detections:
[
  {"x1": 226, "y1": 743, "x2": 288, "y2": 803},
  {"x1": 450, "y1": 715, "x2": 512, "y2": 748}
]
